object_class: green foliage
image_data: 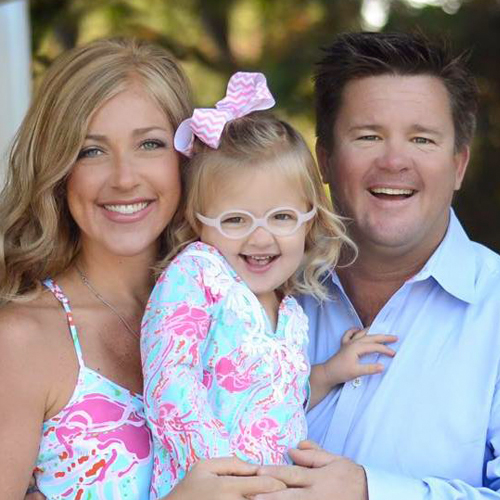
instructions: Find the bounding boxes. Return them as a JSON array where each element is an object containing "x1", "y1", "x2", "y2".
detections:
[{"x1": 29, "y1": 0, "x2": 500, "y2": 250}]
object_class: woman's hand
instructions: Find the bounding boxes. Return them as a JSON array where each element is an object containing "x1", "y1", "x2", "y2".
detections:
[{"x1": 166, "y1": 457, "x2": 286, "y2": 500}]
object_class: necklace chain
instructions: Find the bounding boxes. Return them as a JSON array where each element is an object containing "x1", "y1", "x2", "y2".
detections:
[{"x1": 75, "y1": 265, "x2": 140, "y2": 339}]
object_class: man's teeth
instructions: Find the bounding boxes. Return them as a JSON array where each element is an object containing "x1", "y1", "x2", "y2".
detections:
[
  {"x1": 370, "y1": 187, "x2": 414, "y2": 196},
  {"x1": 104, "y1": 202, "x2": 149, "y2": 214}
]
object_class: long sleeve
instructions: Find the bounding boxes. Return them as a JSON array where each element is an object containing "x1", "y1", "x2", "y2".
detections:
[
  {"x1": 141, "y1": 254, "x2": 231, "y2": 496},
  {"x1": 364, "y1": 370, "x2": 500, "y2": 500}
]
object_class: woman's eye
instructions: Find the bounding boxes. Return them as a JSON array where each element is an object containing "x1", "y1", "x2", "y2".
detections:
[
  {"x1": 141, "y1": 139, "x2": 165, "y2": 151},
  {"x1": 77, "y1": 147, "x2": 103, "y2": 159},
  {"x1": 358, "y1": 135, "x2": 381, "y2": 141}
]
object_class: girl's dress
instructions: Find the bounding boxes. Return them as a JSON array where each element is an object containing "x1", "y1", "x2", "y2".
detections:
[
  {"x1": 35, "y1": 279, "x2": 153, "y2": 500},
  {"x1": 142, "y1": 241, "x2": 310, "y2": 498}
]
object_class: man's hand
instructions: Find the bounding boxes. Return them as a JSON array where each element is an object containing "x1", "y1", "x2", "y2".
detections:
[
  {"x1": 166, "y1": 456, "x2": 286, "y2": 500},
  {"x1": 254, "y1": 441, "x2": 368, "y2": 500}
]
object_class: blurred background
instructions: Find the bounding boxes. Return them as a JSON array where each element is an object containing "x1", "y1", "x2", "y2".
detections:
[{"x1": 2, "y1": 0, "x2": 500, "y2": 250}]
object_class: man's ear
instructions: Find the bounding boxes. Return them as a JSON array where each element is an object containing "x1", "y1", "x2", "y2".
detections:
[
  {"x1": 315, "y1": 142, "x2": 330, "y2": 184},
  {"x1": 454, "y1": 146, "x2": 470, "y2": 190}
]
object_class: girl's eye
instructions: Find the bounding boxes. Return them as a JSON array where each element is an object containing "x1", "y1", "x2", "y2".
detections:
[
  {"x1": 273, "y1": 212, "x2": 294, "y2": 221},
  {"x1": 77, "y1": 147, "x2": 103, "y2": 159},
  {"x1": 141, "y1": 139, "x2": 166, "y2": 151},
  {"x1": 222, "y1": 216, "x2": 245, "y2": 225}
]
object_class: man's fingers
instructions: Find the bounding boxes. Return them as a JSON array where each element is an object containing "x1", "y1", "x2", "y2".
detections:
[
  {"x1": 197, "y1": 456, "x2": 258, "y2": 476},
  {"x1": 296, "y1": 440, "x2": 321, "y2": 451},
  {"x1": 229, "y1": 475, "x2": 286, "y2": 496},
  {"x1": 258, "y1": 464, "x2": 311, "y2": 487},
  {"x1": 288, "y1": 448, "x2": 339, "y2": 468}
]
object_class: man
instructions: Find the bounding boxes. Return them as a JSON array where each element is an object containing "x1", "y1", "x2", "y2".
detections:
[{"x1": 255, "y1": 32, "x2": 500, "y2": 499}]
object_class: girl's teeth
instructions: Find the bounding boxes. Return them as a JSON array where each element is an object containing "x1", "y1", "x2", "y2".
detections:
[
  {"x1": 104, "y1": 202, "x2": 149, "y2": 214},
  {"x1": 246, "y1": 255, "x2": 274, "y2": 266}
]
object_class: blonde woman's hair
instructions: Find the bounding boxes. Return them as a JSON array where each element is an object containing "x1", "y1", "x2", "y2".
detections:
[
  {"x1": 164, "y1": 111, "x2": 356, "y2": 301},
  {"x1": 0, "y1": 38, "x2": 192, "y2": 305}
]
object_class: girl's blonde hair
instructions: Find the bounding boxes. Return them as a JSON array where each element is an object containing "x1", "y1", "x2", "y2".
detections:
[
  {"x1": 164, "y1": 111, "x2": 356, "y2": 301},
  {"x1": 0, "y1": 38, "x2": 192, "y2": 305}
]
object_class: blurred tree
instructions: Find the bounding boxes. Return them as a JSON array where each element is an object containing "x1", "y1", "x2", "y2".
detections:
[{"x1": 28, "y1": 0, "x2": 500, "y2": 250}]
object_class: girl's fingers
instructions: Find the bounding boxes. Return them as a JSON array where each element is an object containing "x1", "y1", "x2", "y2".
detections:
[
  {"x1": 355, "y1": 343, "x2": 396, "y2": 357},
  {"x1": 354, "y1": 362, "x2": 385, "y2": 376},
  {"x1": 341, "y1": 328, "x2": 368, "y2": 344},
  {"x1": 357, "y1": 334, "x2": 398, "y2": 344}
]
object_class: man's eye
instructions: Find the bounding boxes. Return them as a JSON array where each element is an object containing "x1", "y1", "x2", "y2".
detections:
[
  {"x1": 141, "y1": 139, "x2": 165, "y2": 151},
  {"x1": 77, "y1": 147, "x2": 103, "y2": 159},
  {"x1": 413, "y1": 137, "x2": 434, "y2": 145}
]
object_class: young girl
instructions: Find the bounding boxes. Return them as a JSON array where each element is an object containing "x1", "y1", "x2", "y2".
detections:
[{"x1": 141, "y1": 72, "x2": 396, "y2": 498}]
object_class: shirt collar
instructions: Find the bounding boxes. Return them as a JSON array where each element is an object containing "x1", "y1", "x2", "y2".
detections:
[
  {"x1": 408, "y1": 209, "x2": 477, "y2": 304},
  {"x1": 330, "y1": 209, "x2": 477, "y2": 305}
]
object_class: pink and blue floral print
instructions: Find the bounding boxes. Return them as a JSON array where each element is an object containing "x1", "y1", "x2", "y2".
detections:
[{"x1": 141, "y1": 242, "x2": 310, "y2": 499}]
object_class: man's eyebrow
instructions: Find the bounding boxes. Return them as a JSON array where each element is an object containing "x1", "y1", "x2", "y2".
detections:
[{"x1": 410, "y1": 124, "x2": 443, "y2": 136}]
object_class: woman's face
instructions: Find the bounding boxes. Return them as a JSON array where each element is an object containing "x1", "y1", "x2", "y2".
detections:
[{"x1": 66, "y1": 83, "x2": 181, "y2": 261}]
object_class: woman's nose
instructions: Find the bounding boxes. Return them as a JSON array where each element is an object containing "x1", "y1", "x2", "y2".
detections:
[{"x1": 111, "y1": 154, "x2": 140, "y2": 190}]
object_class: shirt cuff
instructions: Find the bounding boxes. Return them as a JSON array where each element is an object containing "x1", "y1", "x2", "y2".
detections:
[{"x1": 364, "y1": 466, "x2": 428, "y2": 500}]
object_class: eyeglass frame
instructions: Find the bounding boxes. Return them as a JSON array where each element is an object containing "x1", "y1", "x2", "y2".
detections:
[{"x1": 195, "y1": 206, "x2": 317, "y2": 239}]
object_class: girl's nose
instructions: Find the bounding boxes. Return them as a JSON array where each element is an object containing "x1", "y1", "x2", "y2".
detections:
[{"x1": 246, "y1": 225, "x2": 276, "y2": 246}]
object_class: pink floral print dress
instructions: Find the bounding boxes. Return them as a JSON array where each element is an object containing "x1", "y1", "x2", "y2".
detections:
[
  {"x1": 141, "y1": 242, "x2": 310, "y2": 499},
  {"x1": 35, "y1": 279, "x2": 154, "y2": 499}
]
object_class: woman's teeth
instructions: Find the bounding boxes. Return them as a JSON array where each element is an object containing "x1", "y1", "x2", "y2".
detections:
[{"x1": 104, "y1": 202, "x2": 149, "y2": 214}]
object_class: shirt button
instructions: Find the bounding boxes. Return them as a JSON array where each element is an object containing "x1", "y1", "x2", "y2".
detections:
[{"x1": 352, "y1": 377, "x2": 362, "y2": 388}]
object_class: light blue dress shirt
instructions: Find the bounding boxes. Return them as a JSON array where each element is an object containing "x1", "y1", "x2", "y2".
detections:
[{"x1": 299, "y1": 210, "x2": 500, "y2": 499}]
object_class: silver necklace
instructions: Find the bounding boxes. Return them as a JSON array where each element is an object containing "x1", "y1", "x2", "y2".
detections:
[{"x1": 75, "y1": 265, "x2": 140, "y2": 339}]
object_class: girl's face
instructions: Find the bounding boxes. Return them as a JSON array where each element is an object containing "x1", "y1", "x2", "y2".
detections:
[
  {"x1": 199, "y1": 166, "x2": 310, "y2": 310},
  {"x1": 66, "y1": 83, "x2": 181, "y2": 262}
]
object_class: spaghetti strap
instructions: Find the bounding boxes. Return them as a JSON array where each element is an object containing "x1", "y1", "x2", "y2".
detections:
[{"x1": 43, "y1": 278, "x2": 85, "y2": 368}]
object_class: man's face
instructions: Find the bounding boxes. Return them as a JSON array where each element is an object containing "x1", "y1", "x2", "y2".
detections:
[{"x1": 318, "y1": 74, "x2": 469, "y2": 258}]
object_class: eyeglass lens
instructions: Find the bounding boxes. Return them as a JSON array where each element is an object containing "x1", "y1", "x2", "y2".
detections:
[{"x1": 220, "y1": 209, "x2": 300, "y2": 237}]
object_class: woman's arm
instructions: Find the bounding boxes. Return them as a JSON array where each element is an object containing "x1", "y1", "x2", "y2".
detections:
[{"x1": 0, "y1": 307, "x2": 52, "y2": 499}]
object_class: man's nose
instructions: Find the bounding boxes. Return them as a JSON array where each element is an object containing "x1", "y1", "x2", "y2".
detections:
[{"x1": 376, "y1": 139, "x2": 411, "y2": 172}]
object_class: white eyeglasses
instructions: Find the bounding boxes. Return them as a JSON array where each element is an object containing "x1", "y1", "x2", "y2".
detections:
[{"x1": 196, "y1": 206, "x2": 317, "y2": 239}]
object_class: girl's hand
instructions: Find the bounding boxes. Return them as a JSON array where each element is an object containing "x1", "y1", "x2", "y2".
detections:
[
  {"x1": 166, "y1": 456, "x2": 286, "y2": 500},
  {"x1": 323, "y1": 328, "x2": 398, "y2": 386}
]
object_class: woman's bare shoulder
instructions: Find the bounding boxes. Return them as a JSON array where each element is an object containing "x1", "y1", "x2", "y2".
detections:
[{"x1": 0, "y1": 289, "x2": 65, "y2": 355}]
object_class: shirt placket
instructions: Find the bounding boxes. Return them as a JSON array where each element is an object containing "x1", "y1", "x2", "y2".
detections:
[{"x1": 323, "y1": 283, "x2": 410, "y2": 455}]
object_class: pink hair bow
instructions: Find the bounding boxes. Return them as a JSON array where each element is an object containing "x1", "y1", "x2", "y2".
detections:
[{"x1": 174, "y1": 71, "x2": 276, "y2": 157}]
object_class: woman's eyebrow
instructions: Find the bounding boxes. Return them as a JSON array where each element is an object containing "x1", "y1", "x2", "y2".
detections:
[{"x1": 133, "y1": 126, "x2": 168, "y2": 135}]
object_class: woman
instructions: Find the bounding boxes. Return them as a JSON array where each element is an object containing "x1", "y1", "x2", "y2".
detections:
[{"x1": 0, "y1": 38, "x2": 285, "y2": 500}]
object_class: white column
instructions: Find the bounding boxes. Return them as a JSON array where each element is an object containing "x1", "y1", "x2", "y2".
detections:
[{"x1": 0, "y1": 0, "x2": 31, "y2": 186}]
